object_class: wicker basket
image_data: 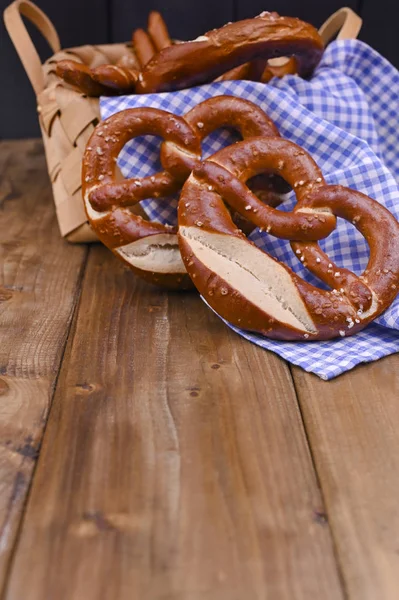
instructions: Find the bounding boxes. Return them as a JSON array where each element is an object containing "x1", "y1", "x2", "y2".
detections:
[{"x1": 4, "y1": 0, "x2": 362, "y2": 243}]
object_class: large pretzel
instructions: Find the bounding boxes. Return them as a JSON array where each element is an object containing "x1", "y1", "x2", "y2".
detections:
[
  {"x1": 57, "y1": 12, "x2": 322, "y2": 95},
  {"x1": 178, "y1": 138, "x2": 399, "y2": 340},
  {"x1": 81, "y1": 96, "x2": 286, "y2": 288},
  {"x1": 137, "y1": 12, "x2": 323, "y2": 93}
]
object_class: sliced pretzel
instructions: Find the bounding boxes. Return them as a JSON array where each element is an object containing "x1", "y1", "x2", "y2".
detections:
[
  {"x1": 137, "y1": 12, "x2": 324, "y2": 93},
  {"x1": 82, "y1": 108, "x2": 201, "y2": 289},
  {"x1": 82, "y1": 96, "x2": 288, "y2": 288},
  {"x1": 178, "y1": 138, "x2": 399, "y2": 340}
]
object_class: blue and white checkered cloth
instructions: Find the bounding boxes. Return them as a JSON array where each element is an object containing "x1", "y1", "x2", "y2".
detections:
[{"x1": 100, "y1": 40, "x2": 399, "y2": 379}]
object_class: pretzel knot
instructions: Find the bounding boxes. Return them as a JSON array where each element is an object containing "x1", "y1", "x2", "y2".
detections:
[
  {"x1": 178, "y1": 137, "x2": 399, "y2": 341},
  {"x1": 82, "y1": 96, "x2": 290, "y2": 289}
]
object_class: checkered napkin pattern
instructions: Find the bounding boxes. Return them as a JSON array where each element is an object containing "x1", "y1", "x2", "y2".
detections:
[{"x1": 100, "y1": 39, "x2": 399, "y2": 379}]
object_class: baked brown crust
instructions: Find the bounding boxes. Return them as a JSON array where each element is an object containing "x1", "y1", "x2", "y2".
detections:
[
  {"x1": 262, "y1": 56, "x2": 298, "y2": 82},
  {"x1": 133, "y1": 12, "x2": 172, "y2": 69},
  {"x1": 56, "y1": 60, "x2": 138, "y2": 96},
  {"x1": 81, "y1": 107, "x2": 199, "y2": 289},
  {"x1": 137, "y1": 12, "x2": 324, "y2": 93},
  {"x1": 81, "y1": 96, "x2": 287, "y2": 289},
  {"x1": 178, "y1": 137, "x2": 399, "y2": 340},
  {"x1": 148, "y1": 11, "x2": 172, "y2": 51},
  {"x1": 132, "y1": 28, "x2": 157, "y2": 68},
  {"x1": 57, "y1": 12, "x2": 323, "y2": 96}
]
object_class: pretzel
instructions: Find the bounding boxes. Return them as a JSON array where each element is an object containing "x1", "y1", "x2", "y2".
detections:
[
  {"x1": 82, "y1": 96, "x2": 287, "y2": 288},
  {"x1": 132, "y1": 29, "x2": 157, "y2": 68},
  {"x1": 137, "y1": 12, "x2": 324, "y2": 93},
  {"x1": 215, "y1": 60, "x2": 266, "y2": 83},
  {"x1": 115, "y1": 52, "x2": 140, "y2": 71},
  {"x1": 133, "y1": 11, "x2": 172, "y2": 69},
  {"x1": 56, "y1": 59, "x2": 139, "y2": 96},
  {"x1": 262, "y1": 56, "x2": 298, "y2": 82},
  {"x1": 168, "y1": 95, "x2": 290, "y2": 222},
  {"x1": 178, "y1": 137, "x2": 399, "y2": 340},
  {"x1": 56, "y1": 10, "x2": 172, "y2": 95},
  {"x1": 215, "y1": 56, "x2": 297, "y2": 84},
  {"x1": 56, "y1": 12, "x2": 321, "y2": 95},
  {"x1": 215, "y1": 12, "x2": 297, "y2": 83},
  {"x1": 147, "y1": 11, "x2": 172, "y2": 51}
]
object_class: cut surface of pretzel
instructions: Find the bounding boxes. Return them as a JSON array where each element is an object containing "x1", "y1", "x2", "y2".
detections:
[
  {"x1": 82, "y1": 96, "x2": 287, "y2": 288},
  {"x1": 178, "y1": 138, "x2": 399, "y2": 340}
]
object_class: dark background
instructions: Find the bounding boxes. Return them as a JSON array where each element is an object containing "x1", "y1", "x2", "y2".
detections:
[{"x1": 0, "y1": 0, "x2": 397, "y2": 139}]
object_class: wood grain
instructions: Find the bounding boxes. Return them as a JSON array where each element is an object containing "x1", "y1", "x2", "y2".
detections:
[
  {"x1": 5, "y1": 246, "x2": 344, "y2": 600},
  {"x1": 0, "y1": 140, "x2": 87, "y2": 589},
  {"x1": 292, "y1": 356, "x2": 399, "y2": 600}
]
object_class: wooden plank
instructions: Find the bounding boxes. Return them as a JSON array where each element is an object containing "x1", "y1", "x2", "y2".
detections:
[
  {"x1": 292, "y1": 356, "x2": 399, "y2": 599},
  {"x1": 110, "y1": 0, "x2": 234, "y2": 46},
  {"x1": 4, "y1": 245, "x2": 344, "y2": 600},
  {"x1": 0, "y1": 140, "x2": 87, "y2": 589}
]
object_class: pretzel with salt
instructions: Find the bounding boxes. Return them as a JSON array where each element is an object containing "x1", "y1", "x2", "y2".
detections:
[
  {"x1": 178, "y1": 138, "x2": 399, "y2": 340},
  {"x1": 82, "y1": 96, "x2": 287, "y2": 288},
  {"x1": 215, "y1": 12, "x2": 298, "y2": 83},
  {"x1": 137, "y1": 12, "x2": 324, "y2": 93}
]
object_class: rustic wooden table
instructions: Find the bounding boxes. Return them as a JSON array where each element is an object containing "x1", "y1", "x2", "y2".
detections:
[{"x1": 1, "y1": 139, "x2": 399, "y2": 600}]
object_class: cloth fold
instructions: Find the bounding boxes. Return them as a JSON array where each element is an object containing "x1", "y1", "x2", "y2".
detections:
[{"x1": 100, "y1": 40, "x2": 399, "y2": 379}]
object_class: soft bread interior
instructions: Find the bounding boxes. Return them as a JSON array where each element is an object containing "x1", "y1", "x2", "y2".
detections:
[
  {"x1": 116, "y1": 233, "x2": 186, "y2": 273},
  {"x1": 180, "y1": 226, "x2": 317, "y2": 333},
  {"x1": 84, "y1": 189, "x2": 107, "y2": 222}
]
